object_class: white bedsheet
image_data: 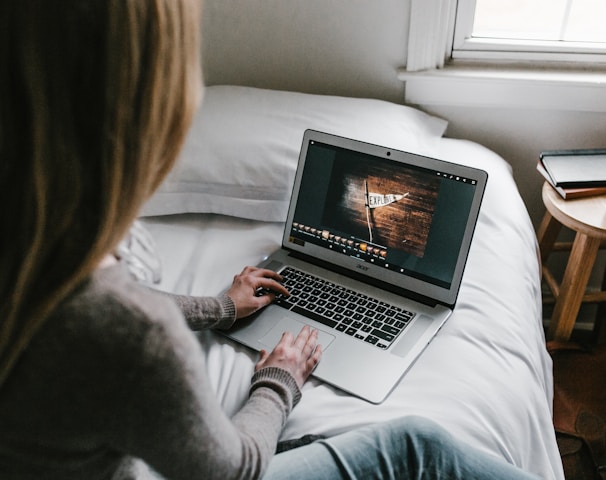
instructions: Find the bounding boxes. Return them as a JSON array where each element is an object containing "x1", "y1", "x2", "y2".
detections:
[{"x1": 141, "y1": 138, "x2": 562, "y2": 479}]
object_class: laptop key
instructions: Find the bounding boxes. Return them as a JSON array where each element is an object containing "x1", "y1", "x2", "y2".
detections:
[
  {"x1": 394, "y1": 320, "x2": 407, "y2": 329},
  {"x1": 371, "y1": 329, "x2": 394, "y2": 342},
  {"x1": 396, "y1": 312, "x2": 412, "y2": 321},
  {"x1": 382, "y1": 325, "x2": 401, "y2": 336},
  {"x1": 276, "y1": 298, "x2": 296, "y2": 309},
  {"x1": 291, "y1": 305, "x2": 338, "y2": 329}
]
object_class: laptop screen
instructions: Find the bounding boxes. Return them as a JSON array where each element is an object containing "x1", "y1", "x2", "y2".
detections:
[{"x1": 283, "y1": 130, "x2": 487, "y2": 306}]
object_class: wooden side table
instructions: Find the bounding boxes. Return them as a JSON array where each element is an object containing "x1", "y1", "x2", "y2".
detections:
[{"x1": 537, "y1": 182, "x2": 606, "y2": 342}]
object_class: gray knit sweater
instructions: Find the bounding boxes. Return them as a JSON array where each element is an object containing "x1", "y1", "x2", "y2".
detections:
[{"x1": 0, "y1": 264, "x2": 301, "y2": 479}]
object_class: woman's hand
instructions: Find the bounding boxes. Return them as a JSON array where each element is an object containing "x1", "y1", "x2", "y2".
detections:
[
  {"x1": 226, "y1": 266, "x2": 289, "y2": 319},
  {"x1": 255, "y1": 325, "x2": 322, "y2": 388}
]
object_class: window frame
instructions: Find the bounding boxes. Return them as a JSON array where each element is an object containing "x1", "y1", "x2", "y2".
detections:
[
  {"x1": 402, "y1": 0, "x2": 606, "y2": 113},
  {"x1": 452, "y1": 0, "x2": 606, "y2": 65}
]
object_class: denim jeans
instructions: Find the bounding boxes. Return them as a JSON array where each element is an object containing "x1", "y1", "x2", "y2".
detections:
[{"x1": 263, "y1": 416, "x2": 540, "y2": 480}]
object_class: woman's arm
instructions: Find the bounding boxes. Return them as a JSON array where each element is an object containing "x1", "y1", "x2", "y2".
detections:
[
  {"x1": 104, "y1": 277, "x2": 318, "y2": 480},
  {"x1": 157, "y1": 266, "x2": 289, "y2": 331},
  {"x1": 165, "y1": 292, "x2": 237, "y2": 330}
]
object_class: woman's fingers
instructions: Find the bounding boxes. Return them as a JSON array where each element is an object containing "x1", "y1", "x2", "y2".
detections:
[
  {"x1": 227, "y1": 266, "x2": 289, "y2": 319},
  {"x1": 254, "y1": 326, "x2": 323, "y2": 387},
  {"x1": 256, "y1": 349, "x2": 270, "y2": 369},
  {"x1": 307, "y1": 343, "x2": 323, "y2": 372}
]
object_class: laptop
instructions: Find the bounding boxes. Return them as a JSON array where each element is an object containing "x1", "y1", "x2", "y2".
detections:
[{"x1": 223, "y1": 130, "x2": 487, "y2": 403}]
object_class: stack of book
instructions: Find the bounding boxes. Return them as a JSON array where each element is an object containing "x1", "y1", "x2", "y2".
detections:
[{"x1": 537, "y1": 148, "x2": 606, "y2": 199}]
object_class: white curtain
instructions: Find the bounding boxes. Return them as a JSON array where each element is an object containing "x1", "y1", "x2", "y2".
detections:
[{"x1": 406, "y1": 0, "x2": 457, "y2": 71}]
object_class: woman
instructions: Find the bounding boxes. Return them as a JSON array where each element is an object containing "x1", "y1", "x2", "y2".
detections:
[
  {"x1": 0, "y1": 1, "x2": 539, "y2": 479},
  {"x1": 0, "y1": 1, "x2": 317, "y2": 478}
]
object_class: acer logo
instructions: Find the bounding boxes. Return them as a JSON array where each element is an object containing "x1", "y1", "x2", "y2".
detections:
[{"x1": 356, "y1": 264, "x2": 368, "y2": 271}]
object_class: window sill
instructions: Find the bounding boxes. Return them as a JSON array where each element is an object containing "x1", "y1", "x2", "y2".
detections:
[{"x1": 397, "y1": 65, "x2": 606, "y2": 113}]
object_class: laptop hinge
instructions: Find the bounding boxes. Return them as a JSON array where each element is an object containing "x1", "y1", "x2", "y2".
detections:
[{"x1": 286, "y1": 249, "x2": 440, "y2": 308}]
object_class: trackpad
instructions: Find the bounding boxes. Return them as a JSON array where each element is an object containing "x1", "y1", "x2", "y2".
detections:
[{"x1": 258, "y1": 317, "x2": 335, "y2": 351}]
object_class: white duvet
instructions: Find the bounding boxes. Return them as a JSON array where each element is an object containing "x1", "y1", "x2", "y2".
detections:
[{"x1": 141, "y1": 137, "x2": 562, "y2": 479}]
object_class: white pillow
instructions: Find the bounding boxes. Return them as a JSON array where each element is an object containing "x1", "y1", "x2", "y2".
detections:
[{"x1": 141, "y1": 86, "x2": 448, "y2": 222}]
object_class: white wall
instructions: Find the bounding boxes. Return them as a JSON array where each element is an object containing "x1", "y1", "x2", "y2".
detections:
[{"x1": 202, "y1": 0, "x2": 409, "y2": 102}]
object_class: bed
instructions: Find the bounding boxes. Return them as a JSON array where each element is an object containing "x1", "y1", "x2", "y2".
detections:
[{"x1": 138, "y1": 85, "x2": 563, "y2": 479}]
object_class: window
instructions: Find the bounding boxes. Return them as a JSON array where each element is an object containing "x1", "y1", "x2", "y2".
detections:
[{"x1": 453, "y1": 0, "x2": 606, "y2": 64}]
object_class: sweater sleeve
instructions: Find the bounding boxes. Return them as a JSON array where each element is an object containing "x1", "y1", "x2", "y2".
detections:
[{"x1": 155, "y1": 290, "x2": 237, "y2": 330}]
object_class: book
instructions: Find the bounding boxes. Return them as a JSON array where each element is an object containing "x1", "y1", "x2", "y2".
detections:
[
  {"x1": 537, "y1": 161, "x2": 606, "y2": 199},
  {"x1": 539, "y1": 148, "x2": 606, "y2": 189}
]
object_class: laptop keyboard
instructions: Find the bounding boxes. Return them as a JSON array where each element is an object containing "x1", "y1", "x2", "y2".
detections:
[{"x1": 273, "y1": 266, "x2": 415, "y2": 350}]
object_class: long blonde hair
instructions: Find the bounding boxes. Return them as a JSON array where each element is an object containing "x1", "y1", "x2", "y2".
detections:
[{"x1": 0, "y1": 0, "x2": 202, "y2": 386}]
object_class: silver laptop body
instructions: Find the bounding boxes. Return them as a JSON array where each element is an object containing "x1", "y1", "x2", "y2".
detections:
[{"x1": 222, "y1": 130, "x2": 487, "y2": 404}]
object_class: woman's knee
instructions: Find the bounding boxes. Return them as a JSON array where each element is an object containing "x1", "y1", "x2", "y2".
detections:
[{"x1": 389, "y1": 415, "x2": 452, "y2": 449}]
